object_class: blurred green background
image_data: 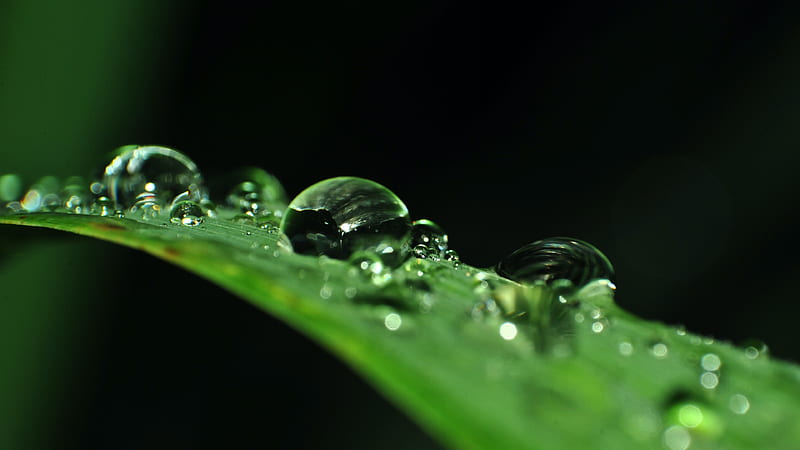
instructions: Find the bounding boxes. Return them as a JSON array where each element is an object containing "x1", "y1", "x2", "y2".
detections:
[{"x1": 2, "y1": 2, "x2": 800, "y2": 449}]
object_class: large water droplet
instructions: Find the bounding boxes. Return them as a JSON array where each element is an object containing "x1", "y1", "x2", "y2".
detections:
[
  {"x1": 102, "y1": 145, "x2": 205, "y2": 211},
  {"x1": 280, "y1": 177, "x2": 411, "y2": 262},
  {"x1": 496, "y1": 237, "x2": 614, "y2": 287}
]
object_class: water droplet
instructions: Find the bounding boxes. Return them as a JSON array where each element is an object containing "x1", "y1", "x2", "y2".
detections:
[
  {"x1": 742, "y1": 339, "x2": 768, "y2": 360},
  {"x1": 443, "y1": 249, "x2": 460, "y2": 263},
  {"x1": 0, "y1": 174, "x2": 22, "y2": 202},
  {"x1": 651, "y1": 342, "x2": 669, "y2": 359},
  {"x1": 102, "y1": 145, "x2": 205, "y2": 211},
  {"x1": 344, "y1": 286, "x2": 358, "y2": 299},
  {"x1": 700, "y1": 353, "x2": 721, "y2": 371},
  {"x1": 591, "y1": 321, "x2": 605, "y2": 333},
  {"x1": 349, "y1": 251, "x2": 392, "y2": 287},
  {"x1": 90, "y1": 196, "x2": 117, "y2": 216},
  {"x1": 499, "y1": 321, "x2": 518, "y2": 340},
  {"x1": 170, "y1": 201, "x2": 204, "y2": 226},
  {"x1": 677, "y1": 404, "x2": 704, "y2": 428},
  {"x1": 384, "y1": 312, "x2": 402, "y2": 331},
  {"x1": 20, "y1": 176, "x2": 61, "y2": 212},
  {"x1": 665, "y1": 394, "x2": 723, "y2": 439},
  {"x1": 496, "y1": 237, "x2": 614, "y2": 287},
  {"x1": 61, "y1": 176, "x2": 90, "y2": 213},
  {"x1": 699, "y1": 371, "x2": 719, "y2": 389},
  {"x1": 618, "y1": 340, "x2": 634, "y2": 356},
  {"x1": 410, "y1": 219, "x2": 448, "y2": 252},
  {"x1": 280, "y1": 177, "x2": 411, "y2": 263},
  {"x1": 662, "y1": 426, "x2": 691, "y2": 450},
  {"x1": 221, "y1": 167, "x2": 287, "y2": 217},
  {"x1": 729, "y1": 394, "x2": 750, "y2": 414},
  {"x1": 319, "y1": 284, "x2": 333, "y2": 299},
  {"x1": 412, "y1": 243, "x2": 440, "y2": 261}
]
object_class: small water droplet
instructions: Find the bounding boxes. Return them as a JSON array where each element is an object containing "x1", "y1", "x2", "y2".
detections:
[
  {"x1": 410, "y1": 219, "x2": 448, "y2": 252},
  {"x1": 741, "y1": 339, "x2": 768, "y2": 360},
  {"x1": 591, "y1": 321, "x2": 605, "y2": 333},
  {"x1": 319, "y1": 284, "x2": 333, "y2": 299},
  {"x1": 470, "y1": 298, "x2": 500, "y2": 321},
  {"x1": 496, "y1": 237, "x2": 614, "y2": 287},
  {"x1": 662, "y1": 426, "x2": 691, "y2": 450},
  {"x1": 60, "y1": 176, "x2": 90, "y2": 213},
  {"x1": 384, "y1": 312, "x2": 402, "y2": 331},
  {"x1": 90, "y1": 196, "x2": 116, "y2": 216},
  {"x1": 700, "y1": 353, "x2": 721, "y2": 372},
  {"x1": 499, "y1": 321, "x2": 518, "y2": 340},
  {"x1": 349, "y1": 251, "x2": 392, "y2": 287},
  {"x1": 412, "y1": 243, "x2": 440, "y2": 261},
  {"x1": 102, "y1": 145, "x2": 205, "y2": 211},
  {"x1": 344, "y1": 286, "x2": 358, "y2": 299},
  {"x1": 20, "y1": 176, "x2": 61, "y2": 212},
  {"x1": 699, "y1": 371, "x2": 719, "y2": 389},
  {"x1": 651, "y1": 342, "x2": 669, "y2": 359},
  {"x1": 729, "y1": 394, "x2": 750, "y2": 415},
  {"x1": 170, "y1": 200, "x2": 204, "y2": 226},
  {"x1": 618, "y1": 340, "x2": 634, "y2": 356},
  {"x1": 220, "y1": 167, "x2": 287, "y2": 217},
  {"x1": 280, "y1": 177, "x2": 411, "y2": 263},
  {"x1": 443, "y1": 249, "x2": 460, "y2": 263},
  {"x1": 677, "y1": 404, "x2": 704, "y2": 428}
]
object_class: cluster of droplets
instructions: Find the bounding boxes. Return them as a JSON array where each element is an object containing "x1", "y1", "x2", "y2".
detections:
[
  {"x1": 4, "y1": 145, "x2": 776, "y2": 450},
  {"x1": 0, "y1": 145, "x2": 293, "y2": 232}
]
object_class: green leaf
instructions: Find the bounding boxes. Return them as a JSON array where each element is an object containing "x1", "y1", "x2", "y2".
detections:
[{"x1": 1, "y1": 212, "x2": 799, "y2": 450}]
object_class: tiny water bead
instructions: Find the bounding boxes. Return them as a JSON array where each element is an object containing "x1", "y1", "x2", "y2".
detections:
[
  {"x1": 700, "y1": 353, "x2": 721, "y2": 371},
  {"x1": 102, "y1": 145, "x2": 206, "y2": 211},
  {"x1": 496, "y1": 237, "x2": 614, "y2": 287},
  {"x1": 61, "y1": 176, "x2": 91, "y2": 214},
  {"x1": 729, "y1": 394, "x2": 750, "y2": 415},
  {"x1": 384, "y1": 312, "x2": 402, "y2": 331},
  {"x1": 651, "y1": 342, "x2": 669, "y2": 359},
  {"x1": 170, "y1": 201, "x2": 204, "y2": 226},
  {"x1": 281, "y1": 177, "x2": 411, "y2": 262}
]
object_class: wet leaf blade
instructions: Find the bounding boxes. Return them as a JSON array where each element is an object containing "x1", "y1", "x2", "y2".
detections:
[{"x1": 2, "y1": 212, "x2": 800, "y2": 450}]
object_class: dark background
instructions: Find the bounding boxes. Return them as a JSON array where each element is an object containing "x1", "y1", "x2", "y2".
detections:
[{"x1": 2, "y1": 2, "x2": 800, "y2": 449}]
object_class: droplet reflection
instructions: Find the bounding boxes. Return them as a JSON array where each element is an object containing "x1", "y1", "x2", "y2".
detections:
[{"x1": 384, "y1": 312, "x2": 402, "y2": 331}]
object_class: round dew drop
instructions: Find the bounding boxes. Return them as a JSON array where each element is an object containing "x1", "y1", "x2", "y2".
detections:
[
  {"x1": 170, "y1": 200, "x2": 204, "y2": 226},
  {"x1": 223, "y1": 167, "x2": 288, "y2": 217},
  {"x1": 495, "y1": 237, "x2": 614, "y2": 287},
  {"x1": 280, "y1": 177, "x2": 411, "y2": 263}
]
